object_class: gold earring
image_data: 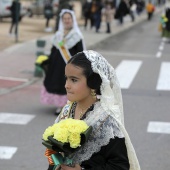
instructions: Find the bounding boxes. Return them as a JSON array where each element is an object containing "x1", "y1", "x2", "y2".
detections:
[{"x1": 91, "y1": 89, "x2": 96, "y2": 99}]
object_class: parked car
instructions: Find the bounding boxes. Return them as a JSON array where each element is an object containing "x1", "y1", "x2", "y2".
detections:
[
  {"x1": 27, "y1": 0, "x2": 59, "y2": 17},
  {"x1": 0, "y1": 0, "x2": 27, "y2": 21}
]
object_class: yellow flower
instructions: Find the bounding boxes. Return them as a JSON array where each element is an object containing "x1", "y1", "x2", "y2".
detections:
[
  {"x1": 35, "y1": 55, "x2": 48, "y2": 64},
  {"x1": 69, "y1": 133, "x2": 81, "y2": 148},
  {"x1": 53, "y1": 128, "x2": 69, "y2": 143},
  {"x1": 42, "y1": 125, "x2": 54, "y2": 141},
  {"x1": 42, "y1": 118, "x2": 89, "y2": 148}
]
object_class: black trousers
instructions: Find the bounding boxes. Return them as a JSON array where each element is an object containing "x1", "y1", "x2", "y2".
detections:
[
  {"x1": 106, "y1": 22, "x2": 111, "y2": 33},
  {"x1": 9, "y1": 20, "x2": 17, "y2": 34},
  {"x1": 148, "y1": 12, "x2": 153, "y2": 20}
]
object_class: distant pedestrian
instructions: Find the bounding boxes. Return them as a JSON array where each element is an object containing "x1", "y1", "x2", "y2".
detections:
[
  {"x1": 82, "y1": 0, "x2": 93, "y2": 30},
  {"x1": 146, "y1": 0, "x2": 155, "y2": 20},
  {"x1": 44, "y1": 0, "x2": 53, "y2": 32},
  {"x1": 93, "y1": 0, "x2": 104, "y2": 33},
  {"x1": 9, "y1": 0, "x2": 21, "y2": 35},
  {"x1": 55, "y1": 0, "x2": 73, "y2": 31},
  {"x1": 115, "y1": 0, "x2": 130, "y2": 24},
  {"x1": 103, "y1": 2, "x2": 114, "y2": 33}
]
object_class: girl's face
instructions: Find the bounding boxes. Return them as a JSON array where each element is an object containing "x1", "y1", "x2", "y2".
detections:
[
  {"x1": 62, "y1": 13, "x2": 73, "y2": 30},
  {"x1": 65, "y1": 63, "x2": 92, "y2": 102}
]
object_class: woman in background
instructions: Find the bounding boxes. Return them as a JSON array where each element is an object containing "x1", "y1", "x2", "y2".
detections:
[{"x1": 40, "y1": 9, "x2": 85, "y2": 115}]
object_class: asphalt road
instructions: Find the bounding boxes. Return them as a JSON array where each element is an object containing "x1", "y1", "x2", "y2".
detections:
[
  {"x1": 93, "y1": 14, "x2": 170, "y2": 170},
  {"x1": 0, "y1": 13, "x2": 170, "y2": 170}
]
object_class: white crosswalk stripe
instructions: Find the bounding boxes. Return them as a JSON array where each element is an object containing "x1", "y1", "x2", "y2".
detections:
[
  {"x1": 0, "y1": 113, "x2": 35, "y2": 160},
  {"x1": 115, "y1": 60, "x2": 142, "y2": 89},
  {"x1": 156, "y1": 62, "x2": 170, "y2": 91},
  {"x1": 0, "y1": 146, "x2": 17, "y2": 159},
  {"x1": 147, "y1": 121, "x2": 170, "y2": 134},
  {"x1": 0, "y1": 113, "x2": 35, "y2": 125}
]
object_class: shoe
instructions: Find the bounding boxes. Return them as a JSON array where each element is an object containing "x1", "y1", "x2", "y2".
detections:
[
  {"x1": 54, "y1": 111, "x2": 60, "y2": 116},
  {"x1": 44, "y1": 27, "x2": 53, "y2": 32},
  {"x1": 54, "y1": 107, "x2": 62, "y2": 116}
]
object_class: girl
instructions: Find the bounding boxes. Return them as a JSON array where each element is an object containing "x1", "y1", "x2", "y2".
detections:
[
  {"x1": 40, "y1": 9, "x2": 85, "y2": 115},
  {"x1": 46, "y1": 50, "x2": 140, "y2": 170}
]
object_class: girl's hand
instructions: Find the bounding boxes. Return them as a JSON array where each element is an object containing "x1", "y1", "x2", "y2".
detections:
[{"x1": 60, "y1": 164, "x2": 81, "y2": 170}]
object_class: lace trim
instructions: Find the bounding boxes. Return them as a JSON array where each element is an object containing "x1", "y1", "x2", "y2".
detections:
[
  {"x1": 82, "y1": 50, "x2": 141, "y2": 170},
  {"x1": 72, "y1": 102, "x2": 124, "y2": 164},
  {"x1": 53, "y1": 29, "x2": 82, "y2": 50}
]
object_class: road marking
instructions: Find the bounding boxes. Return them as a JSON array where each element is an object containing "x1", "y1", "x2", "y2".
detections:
[
  {"x1": 115, "y1": 60, "x2": 142, "y2": 89},
  {"x1": 156, "y1": 51, "x2": 162, "y2": 58},
  {"x1": 0, "y1": 113, "x2": 35, "y2": 125},
  {"x1": 0, "y1": 76, "x2": 28, "y2": 82},
  {"x1": 156, "y1": 62, "x2": 170, "y2": 90},
  {"x1": 159, "y1": 45, "x2": 164, "y2": 51},
  {"x1": 97, "y1": 50, "x2": 154, "y2": 58},
  {"x1": 0, "y1": 146, "x2": 17, "y2": 159},
  {"x1": 147, "y1": 121, "x2": 170, "y2": 134}
]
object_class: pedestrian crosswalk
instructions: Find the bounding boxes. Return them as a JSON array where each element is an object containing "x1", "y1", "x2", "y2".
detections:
[
  {"x1": 0, "y1": 146, "x2": 17, "y2": 159},
  {"x1": 0, "y1": 113, "x2": 35, "y2": 125},
  {"x1": 156, "y1": 62, "x2": 170, "y2": 91},
  {"x1": 0, "y1": 113, "x2": 35, "y2": 160},
  {"x1": 0, "y1": 59, "x2": 170, "y2": 161},
  {"x1": 115, "y1": 60, "x2": 142, "y2": 89},
  {"x1": 114, "y1": 60, "x2": 170, "y2": 91}
]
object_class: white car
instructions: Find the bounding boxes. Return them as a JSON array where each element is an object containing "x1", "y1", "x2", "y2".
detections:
[{"x1": 0, "y1": 0, "x2": 27, "y2": 21}]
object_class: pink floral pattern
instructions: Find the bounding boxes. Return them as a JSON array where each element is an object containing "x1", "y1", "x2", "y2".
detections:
[{"x1": 40, "y1": 86, "x2": 67, "y2": 107}]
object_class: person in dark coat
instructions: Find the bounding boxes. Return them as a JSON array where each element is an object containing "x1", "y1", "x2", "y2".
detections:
[
  {"x1": 115, "y1": 0, "x2": 130, "y2": 24},
  {"x1": 9, "y1": 0, "x2": 21, "y2": 35},
  {"x1": 40, "y1": 9, "x2": 85, "y2": 115},
  {"x1": 93, "y1": 0, "x2": 104, "y2": 32},
  {"x1": 44, "y1": 50, "x2": 141, "y2": 170},
  {"x1": 44, "y1": 0, "x2": 53, "y2": 32},
  {"x1": 55, "y1": 0, "x2": 73, "y2": 31},
  {"x1": 82, "y1": 0, "x2": 93, "y2": 29}
]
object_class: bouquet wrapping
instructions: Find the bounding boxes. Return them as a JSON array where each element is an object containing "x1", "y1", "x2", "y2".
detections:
[{"x1": 42, "y1": 118, "x2": 92, "y2": 169}]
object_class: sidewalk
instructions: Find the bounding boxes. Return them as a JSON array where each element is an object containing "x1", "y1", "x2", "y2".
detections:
[{"x1": 0, "y1": 8, "x2": 163, "y2": 95}]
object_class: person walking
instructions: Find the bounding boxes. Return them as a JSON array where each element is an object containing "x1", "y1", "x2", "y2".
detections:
[
  {"x1": 103, "y1": 1, "x2": 114, "y2": 33},
  {"x1": 146, "y1": 0, "x2": 155, "y2": 20},
  {"x1": 44, "y1": 50, "x2": 141, "y2": 170},
  {"x1": 94, "y1": 0, "x2": 104, "y2": 33},
  {"x1": 39, "y1": 9, "x2": 86, "y2": 115},
  {"x1": 44, "y1": 0, "x2": 53, "y2": 32},
  {"x1": 115, "y1": 0, "x2": 130, "y2": 24},
  {"x1": 54, "y1": 0, "x2": 73, "y2": 31},
  {"x1": 9, "y1": 0, "x2": 21, "y2": 35},
  {"x1": 82, "y1": 0, "x2": 92, "y2": 30}
]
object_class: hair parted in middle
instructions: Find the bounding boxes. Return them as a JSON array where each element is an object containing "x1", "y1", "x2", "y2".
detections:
[{"x1": 67, "y1": 52, "x2": 102, "y2": 95}]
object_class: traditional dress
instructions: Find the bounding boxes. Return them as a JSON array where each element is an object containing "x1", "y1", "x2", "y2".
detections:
[
  {"x1": 41, "y1": 9, "x2": 85, "y2": 109},
  {"x1": 161, "y1": 7, "x2": 170, "y2": 39},
  {"x1": 46, "y1": 50, "x2": 140, "y2": 170}
]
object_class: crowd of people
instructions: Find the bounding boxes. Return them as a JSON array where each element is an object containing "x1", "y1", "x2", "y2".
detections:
[
  {"x1": 41, "y1": 0, "x2": 146, "y2": 34},
  {"x1": 82, "y1": 0, "x2": 146, "y2": 33}
]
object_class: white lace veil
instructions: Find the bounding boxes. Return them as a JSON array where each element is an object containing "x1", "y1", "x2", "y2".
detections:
[
  {"x1": 58, "y1": 9, "x2": 83, "y2": 39},
  {"x1": 84, "y1": 50, "x2": 124, "y2": 125},
  {"x1": 52, "y1": 9, "x2": 85, "y2": 50},
  {"x1": 73, "y1": 50, "x2": 140, "y2": 170}
]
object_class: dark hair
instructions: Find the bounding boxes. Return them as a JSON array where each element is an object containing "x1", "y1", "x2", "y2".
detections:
[
  {"x1": 68, "y1": 52, "x2": 102, "y2": 95},
  {"x1": 62, "y1": 12, "x2": 73, "y2": 19}
]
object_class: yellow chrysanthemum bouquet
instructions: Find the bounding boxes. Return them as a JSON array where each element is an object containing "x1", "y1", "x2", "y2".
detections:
[{"x1": 42, "y1": 118, "x2": 92, "y2": 168}]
